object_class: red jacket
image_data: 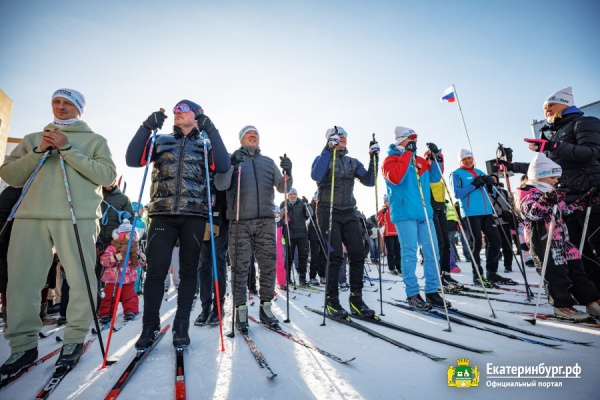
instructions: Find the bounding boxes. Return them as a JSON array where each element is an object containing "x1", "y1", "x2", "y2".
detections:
[{"x1": 377, "y1": 206, "x2": 397, "y2": 236}]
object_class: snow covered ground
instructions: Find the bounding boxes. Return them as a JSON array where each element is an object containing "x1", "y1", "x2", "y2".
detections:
[{"x1": 1, "y1": 257, "x2": 599, "y2": 400}]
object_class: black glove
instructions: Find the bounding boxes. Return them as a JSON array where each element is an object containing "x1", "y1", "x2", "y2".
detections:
[
  {"x1": 302, "y1": 196, "x2": 308, "y2": 203},
  {"x1": 231, "y1": 150, "x2": 246, "y2": 167},
  {"x1": 369, "y1": 139, "x2": 380, "y2": 156},
  {"x1": 501, "y1": 210, "x2": 513, "y2": 222},
  {"x1": 195, "y1": 113, "x2": 215, "y2": 132},
  {"x1": 381, "y1": 207, "x2": 388, "y2": 214},
  {"x1": 426, "y1": 142, "x2": 439, "y2": 154},
  {"x1": 484, "y1": 175, "x2": 496, "y2": 185},
  {"x1": 486, "y1": 183, "x2": 494, "y2": 194},
  {"x1": 472, "y1": 175, "x2": 486, "y2": 188},
  {"x1": 280, "y1": 154, "x2": 292, "y2": 176},
  {"x1": 405, "y1": 141, "x2": 417, "y2": 152},
  {"x1": 142, "y1": 111, "x2": 167, "y2": 131}
]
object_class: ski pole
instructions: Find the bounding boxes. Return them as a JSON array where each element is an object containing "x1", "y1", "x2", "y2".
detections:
[
  {"x1": 102, "y1": 109, "x2": 163, "y2": 367},
  {"x1": 411, "y1": 153, "x2": 451, "y2": 332},
  {"x1": 430, "y1": 154, "x2": 497, "y2": 318},
  {"x1": 526, "y1": 204, "x2": 558, "y2": 325},
  {"x1": 283, "y1": 170, "x2": 292, "y2": 323},
  {"x1": 495, "y1": 150, "x2": 534, "y2": 299},
  {"x1": 321, "y1": 138, "x2": 337, "y2": 326},
  {"x1": 579, "y1": 204, "x2": 592, "y2": 255},
  {"x1": 227, "y1": 166, "x2": 242, "y2": 338},
  {"x1": 202, "y1": 134, "x2": 225, "y2": 351},
  {"x1": 488, "y1": 186, "x2": 533, "y2": 300},
  {"x1": 371, "y1": 133, "x2": 384, "y2": 315},
  {"x1": 56, "y1": 149, "x2": 114, "y2": 365},
  {"x1": 0, "y1": 148, "x2": 53, "y2": 238}
]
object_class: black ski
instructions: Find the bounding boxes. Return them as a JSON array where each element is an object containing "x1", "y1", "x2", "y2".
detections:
[
  {"x1": 104, "y1": 324, "x2": 170, "y2": 400},
  {"x1": 174, "y1": 347, "x2": 186, "y2": 400},
  {"x1": 248, "y1": 316, "x2": 355, "y2": 363},
  {"x1": 34, "y1": 337, "x2": 96, "y2": 399},
  {"x1": 241, "y1": 331, "x2": 277, "y2": 379},
  {"x1": 445, "y1": 290, "x2": 538, "y2": 306},
  {"x1": 383, "y1": 300, "x2": 562, "y2": 347},
  {"x1": 305, "y1": 306, "x2": 446, "y2": 361},
  {"x1": 351, "y1": 314, "x2": 493, "y2": 354}
]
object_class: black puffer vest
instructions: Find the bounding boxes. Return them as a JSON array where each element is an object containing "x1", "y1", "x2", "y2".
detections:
[{"x1": 149, "y1": 126, "x2": 210, "y2": 217}]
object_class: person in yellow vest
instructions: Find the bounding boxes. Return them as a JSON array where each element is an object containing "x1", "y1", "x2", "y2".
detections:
[{"x1": 445, "y1": 201, "x2": 461, "y2": 263}]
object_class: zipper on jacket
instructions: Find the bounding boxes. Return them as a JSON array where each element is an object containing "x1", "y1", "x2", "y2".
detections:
[
  {"x1": 174, "y1": 136, "x2": 187, "y2": 213},
  {"x1": 251, "y1": 154, "x2": 260, "y2": 218}
]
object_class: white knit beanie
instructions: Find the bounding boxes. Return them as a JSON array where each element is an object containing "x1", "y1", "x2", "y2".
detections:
[
  {"x1": 52, "y1": 88, "x2": 86, "y2": 116},
  {"x1": 544, "y1": 87, "x2": 574, "y2": 107},
  {"x1": 394, "y1": 126, "x2": 416, "y2": 145},
  {"x1": 527, "y1": 153, "x2": 562, "y2": 179},
  {"x1": 457, "y1": 148, "x2": 473, "y2": 161},
  {"x1": 239, "y1": 125, "x2": 259, "y2": 141}
]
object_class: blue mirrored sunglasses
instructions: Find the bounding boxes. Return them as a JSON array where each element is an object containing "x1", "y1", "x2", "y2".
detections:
[{"x1": 173, "y1": 104, "x2": 192, "y2": 113}]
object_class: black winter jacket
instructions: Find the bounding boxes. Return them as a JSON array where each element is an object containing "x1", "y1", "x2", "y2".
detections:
[
  {"x1": 126, "y1": 124, "x2": 230, "y2": 217},
  {"x1": 280, "y1": 199, "x2": 308, "y2": 239},
  {"x1": 514, "y1": 109, "x2": 600, "y2": 202},
  {"x1": 311, "y1": 147, "x2": 376, "y2": 212},
  {"x1": 224, "y1": 147, "x2": 289, "y2": 221},
  {"x1": 100, "y1": 186, "x2": 134, "y2": 245}
]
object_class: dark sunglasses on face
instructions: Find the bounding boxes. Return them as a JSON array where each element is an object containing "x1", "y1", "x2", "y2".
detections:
[{"x1": 173, "y1": 104, "x2": 192, "y2": 113}]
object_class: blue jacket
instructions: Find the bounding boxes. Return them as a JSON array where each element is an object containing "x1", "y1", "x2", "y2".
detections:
[
  {"x1": 381, "y1": 145, "x2": 441, "y2": 222},
  {"x1": 450, "y1": 167, "x2": 492, "y2": 217}
]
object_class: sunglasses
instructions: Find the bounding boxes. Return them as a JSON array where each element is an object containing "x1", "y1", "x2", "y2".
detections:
[{"x1": 173, "y1": 104, "x2": 192, "y2": 113}]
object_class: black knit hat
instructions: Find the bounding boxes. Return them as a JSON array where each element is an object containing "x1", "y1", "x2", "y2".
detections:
[{"x1": 176, "y1": 99, "x2": 203, "y2": 117}]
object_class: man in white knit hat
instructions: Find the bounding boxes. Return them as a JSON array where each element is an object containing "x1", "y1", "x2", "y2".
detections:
[{"x1": 0, "y1": 88, "x2": 116, "y2": 375}]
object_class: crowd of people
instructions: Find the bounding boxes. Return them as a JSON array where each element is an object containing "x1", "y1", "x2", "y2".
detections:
[{"x1": 1, "y1": 85, "x2": 599, "y2": 378}]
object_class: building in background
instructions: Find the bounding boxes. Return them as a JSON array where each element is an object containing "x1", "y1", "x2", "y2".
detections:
[
  {"x1": 531, "y1": 100, "x2": 600, "y2": 138},
  {"x1": 0, "y1": 89, "x2": 20, "y2": 191}
]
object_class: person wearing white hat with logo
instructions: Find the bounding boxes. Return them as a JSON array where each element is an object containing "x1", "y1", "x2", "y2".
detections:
[
  {"x1": 0, "y1": 88, "x2": 117, "y2": 374},
  {"x1": 500, "y1": 86, "x2": 600, "y2": 292},
  {"x1": 518, "y1": 153, "x2": 600, "y2": 321}
]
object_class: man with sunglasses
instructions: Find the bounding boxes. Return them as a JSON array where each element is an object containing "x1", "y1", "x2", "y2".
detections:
[
  {"x1": 126, "y1": 100, "x2": 230, "y2": 349},
  {"x1": 311, "y1": 126, "x2": 379, "y2": 318}
]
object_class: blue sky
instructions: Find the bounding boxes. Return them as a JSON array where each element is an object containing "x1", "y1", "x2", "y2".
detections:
[{"x1": 1, "y1": 0, "x2": 599, "y2": 213}]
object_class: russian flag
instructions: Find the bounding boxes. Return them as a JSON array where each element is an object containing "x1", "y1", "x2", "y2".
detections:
[{"x1": 440, "y1": 87, "x2": 455, "y2": 103}]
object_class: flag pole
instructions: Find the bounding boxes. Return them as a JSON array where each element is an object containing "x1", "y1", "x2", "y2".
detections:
[{"x1": 452, "y1": 83, "x2": 474, "y2": 154}]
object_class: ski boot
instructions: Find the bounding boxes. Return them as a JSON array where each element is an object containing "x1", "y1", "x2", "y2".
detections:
[
  {"x1": 425, "y1": 292, "x2": 452, "y2": 308},
  {"x1": 259, "y1": 301, "x2": 280, "y2": 329},
  {"x1": 325, "y1": 296, "x2": 348, "y2": 318},
  {"x1": 407, "y1": 294, "x2": 432, "y2": 311},
  {"x1": 172, "y1": 323, "x2": 190, "y2": 347},
  {"x1": 349, "y1": 292, "x2": 375, "y2": 318},
  {"x1": 55, "y1": 343, "x2": 83, "y2": 368},
  {"x1": 135, "y1": 325, "x2": 161, "y2": 350},
  {"x1": 0, "y1": 348, "x2": 38, "y2": 376},
  {"x1": 194, "y1": 306, "x2": 211, "y2": 326},
  {"x1": 236, "y1": 305, "x2": 249, "y2": 334},
  {"x1": 487, "y1": 272, "x2": 517, "y2": 285}
]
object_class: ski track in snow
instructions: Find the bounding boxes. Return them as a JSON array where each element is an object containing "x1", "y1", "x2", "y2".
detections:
[{"x1": 1, "y1": 256, "x2": 599, "y2": 400}]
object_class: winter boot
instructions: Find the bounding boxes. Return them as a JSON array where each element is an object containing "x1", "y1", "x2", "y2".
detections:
[
  {"x1": 349, "y1": 292, "x2": 375, "y2": 318},
  {"x1": 236, "y1": 305, "x2": 249, "y2": 334},
  {"x1": 487, "y1": 272, "x2": 517, "y2": 285},
  {"x1": 194, "y1": 306, "x2": 211, "y2": 326},
  {"x1": 425, "y1": 292, "x2": 452, "y2": 308},
  {"x1": 135, "y1": 325, "x2": 161, "y2": 350},
  {"x1": 172, "y1": 322, "x2": 190, "y2": 348},
  {"x1": 259, "y1": 301, "x2": 280, "y2": 329},
  {"x1": 299, "y1": 277, "x2": 308, "y2": 287},
  {"x1": 207, "y1": 311, "x2": 220, "y2": 326},
  {"x1": 473, "y1": 276, "x2": 496, "y2": 288},
  {"x1": 407, "y1": 294, "x2": 432, "y2": 311},
  {"x1": 0, "y1": 348, "x2": 38, "y2": 376},
  {"x1": 124, "y1": 312, "x2": 137, "y2": 321},
  {"x1": 441, "y1": 272, "x2": 463, "y2": 291},
  {"x1": 325, "y1": 296, "x2": 348, "y2": 318},
  {"x1": 586, "y1": 300, "x2": 600, "y2": 318},
  {"x1": 554, "y1": 307, "x2": 591, "y2": 321},
  {"x1": 55, "y1": 343, "x2": 84, "y2": 368}
]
